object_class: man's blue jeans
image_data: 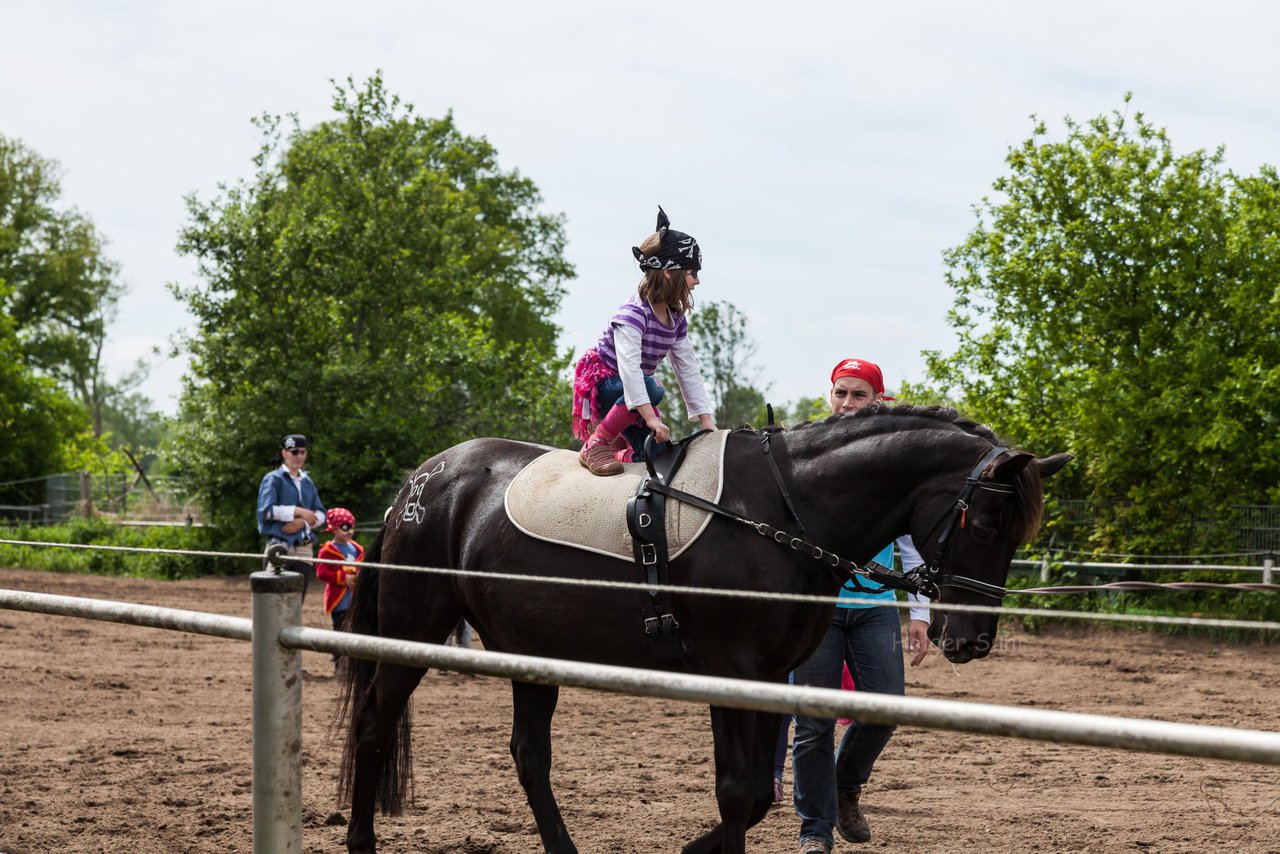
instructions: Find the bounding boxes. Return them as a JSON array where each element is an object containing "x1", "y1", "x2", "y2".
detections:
[
  {"x1": 791, "y1": 605, "x2": 905, "y2": 845},
  {"x1": 594, "y1": 374, "x2": 665, "y2": 461}
]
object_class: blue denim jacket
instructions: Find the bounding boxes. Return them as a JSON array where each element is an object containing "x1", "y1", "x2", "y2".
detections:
[{"x1": 256, "y1": 467, "x2": 326, "y2": 546}]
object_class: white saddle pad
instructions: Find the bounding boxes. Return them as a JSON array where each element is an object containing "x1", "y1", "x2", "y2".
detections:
[{"x1": 503, "y1": 429, "x2": 730, "y2": 563}]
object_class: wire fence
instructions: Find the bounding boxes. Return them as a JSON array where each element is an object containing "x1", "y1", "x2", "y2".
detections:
[
  {"x1": 3, "y1": 472, "x2": 1280, "y2": 556},
  {"x1": 1045, "y1": 499, "x2": 1280, "y2": 555},
  {"x1": 0, "y1": 472, "x2": 197, "y2": 524},
  {"x1": 4, "y1": 561, "x2": 1280, "y2": 852},
  {"x1": 2, "y1": 537, "x2": 1277, "y2": 633}
]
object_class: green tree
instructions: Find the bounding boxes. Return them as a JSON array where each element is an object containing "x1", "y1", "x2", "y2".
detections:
[
  {"x1": 173, "y1": 74, "x2": 574, "y2": 536},
  {"x1": 101, "y1": 390, "x2": 171, "y2": 465},
  {"x1": 922, "y1": 98, "x2": 1280, "y2": 552},
  {"x1": 0, "y1": 134, "x2": 128, "y2": 440},
  {"x1": 0, "y1": 283, "x2": 94, "y2": 486},
  {"x1": 657, "y1": 299, "x2": 771, "y2": 428},
  {"x1": 653, "y1": 299, "x2": 840, "y2": 430},
  {"x1": 0, "y1": 137, "x2": 123, "y2": 494},
  {"x1": 775, "y1": 395, "x2": 830, "y2": 426}
]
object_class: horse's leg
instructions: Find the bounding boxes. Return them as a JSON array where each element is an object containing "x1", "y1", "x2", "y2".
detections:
[
  {"x1": 510, "y1": 680, "x2": 577, "y2": 854},
  {"x1": 681, "y1": 706, "x2": 779, "y2": 854},
  {"x1": 346, "y1": 662, "x2": 427, "y2": 854}
]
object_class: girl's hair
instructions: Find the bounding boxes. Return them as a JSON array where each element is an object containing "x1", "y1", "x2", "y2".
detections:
[{"x1": 636, "y1": 234, "x2": 695, "y2": 316}]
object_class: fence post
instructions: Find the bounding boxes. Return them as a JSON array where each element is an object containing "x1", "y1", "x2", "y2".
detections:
[
  {"x1": 78, "y1": 471, "x2": 94, "y2": 518},
  {"x1": 251, "y1": 569, "x2": 303, "y2": 854},
  {"x1": 1265, "y1": 557, "x2": 1274, "y2": 586},
  {"x1": 1040, "y1": 557, "x2": 1050, "y2": 583}
]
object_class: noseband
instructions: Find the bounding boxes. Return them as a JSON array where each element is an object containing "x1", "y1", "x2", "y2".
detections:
[{"x1": 638, "y1": 433, "x2": 1018, "y2": 602}]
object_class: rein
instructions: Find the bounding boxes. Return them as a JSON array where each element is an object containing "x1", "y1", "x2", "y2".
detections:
[{"x1": 641, "y1": 431, "x2": 1016, "y2": 601}]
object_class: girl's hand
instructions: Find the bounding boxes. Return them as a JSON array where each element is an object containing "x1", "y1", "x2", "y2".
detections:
[
  {"x1": 647, "y1": 418, "x2": 671, "y2": 444},
  {"x1": 697, "y1": 414, "x2": 716, "y2": 431}
]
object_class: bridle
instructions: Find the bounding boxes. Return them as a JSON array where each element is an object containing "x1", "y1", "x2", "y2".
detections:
[
  {"x1": 905, "y1": 444, "x2": 1017, "y2": 601},
  {"x1": 640, "y1": 432, "x2": 1019, "y2": 602}
]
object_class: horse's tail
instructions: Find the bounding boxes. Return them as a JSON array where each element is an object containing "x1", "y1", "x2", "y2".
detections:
[{"x1": 335, "y1": 524, "x2": 414, "y2": 812}]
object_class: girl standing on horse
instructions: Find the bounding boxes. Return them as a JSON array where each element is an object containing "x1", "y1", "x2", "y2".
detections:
[{"x1": 572, "y1": 207, "x2": 716, "y2": 476}]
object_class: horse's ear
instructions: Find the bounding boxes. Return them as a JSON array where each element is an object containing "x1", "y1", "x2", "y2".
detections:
[
  {"x1": 1035, "y1": 453, "x2": 1074, "y2": 480},
  {"x1": 987, "y1": 451, "x2": 1034, "y2": 483}
]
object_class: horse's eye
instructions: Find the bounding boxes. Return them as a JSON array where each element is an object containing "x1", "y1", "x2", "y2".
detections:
[{"x1": 969, "y1": 521, "x2": 997, "y2": 545}]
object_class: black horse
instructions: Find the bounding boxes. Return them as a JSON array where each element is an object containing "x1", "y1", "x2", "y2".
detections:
[{"x1": 338, "y1": 405, "x2": 1071, "y2": 853}]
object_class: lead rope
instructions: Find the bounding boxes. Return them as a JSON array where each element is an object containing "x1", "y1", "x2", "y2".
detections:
[
  {"x1": 643, "y1": 432, "x2": 930, "y2": 596},
  {"x1": 643, "y1": 435, "x2": 1017, "y2": 601}
]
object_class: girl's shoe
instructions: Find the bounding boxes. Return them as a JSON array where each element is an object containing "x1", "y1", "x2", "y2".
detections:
[{"x1": 579, "y1": 440, "x2": 623, "y2": 476}]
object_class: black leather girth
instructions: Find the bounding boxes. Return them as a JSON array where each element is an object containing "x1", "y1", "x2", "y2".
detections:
[{"x1": 626, "y1": 432, "x2": 707, "y2": 663}]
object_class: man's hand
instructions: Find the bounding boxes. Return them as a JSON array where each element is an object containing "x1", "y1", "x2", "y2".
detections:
[
  {"x1": 907, "y1": 619, "x2": 931, "y2": 667},
  {"x1": 282, "y1": 519, "x2": 306, "y2": 535},
  {"x1": 295, "y1": 507, "x2": 318, "y2": 525}
]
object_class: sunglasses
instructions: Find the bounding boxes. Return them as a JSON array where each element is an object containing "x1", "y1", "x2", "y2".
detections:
[
  {"x1": 338, "y1": 524, "x2": 353, "y2": 532},
  {"x1": 285, "y1": 448, "x2": 308, "y2": 456}
]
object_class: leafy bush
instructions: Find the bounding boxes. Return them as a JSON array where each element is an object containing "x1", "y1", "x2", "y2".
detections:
[{"x1": 0, "y1": 522, "x2": 244, "y2": 579}]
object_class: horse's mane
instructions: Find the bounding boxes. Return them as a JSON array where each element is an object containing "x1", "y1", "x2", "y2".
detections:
[
  {"x1": 763, "y1": 405, "x2": 1044, "y2": 542},
  {"x1": 784, "y1": 403, "x2": 999, "y2": 443}
]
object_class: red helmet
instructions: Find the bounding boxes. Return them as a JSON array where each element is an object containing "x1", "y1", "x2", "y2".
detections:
[{"x1": 326, "y1": 507, "x2": 356, "y2": 532}]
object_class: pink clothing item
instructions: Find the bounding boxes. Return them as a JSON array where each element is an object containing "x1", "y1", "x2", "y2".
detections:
[
  {"x1": 609, "y1": 435, "x2": 635, "y2": 463},
  {"x1": 572, "y1": 348, "x2": 617, "y2": 441},
  {"x1": 837, "y1": 663, "x2": 856, "y2": 726},
  {"x1": 588, "y1": 403, "x2": 640, "y2": 447}
]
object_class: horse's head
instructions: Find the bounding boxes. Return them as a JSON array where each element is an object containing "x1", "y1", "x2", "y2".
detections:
[
  {"x1": 918, "y1": 448, "x2": 1073, "y2": 663},
  {"x1": 778, "y1": 409, "x2": 1072, "y2": 664}
]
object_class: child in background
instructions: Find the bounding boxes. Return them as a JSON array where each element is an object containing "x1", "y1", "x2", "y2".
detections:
[
  {"x1": 572, "y1": 206, "x2": 716, "y2": 475},
  {"x1": 315, "y1": 507, "x2": 363, "y2": 671}
]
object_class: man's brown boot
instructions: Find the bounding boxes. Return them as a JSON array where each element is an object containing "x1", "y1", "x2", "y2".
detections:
[{"x1": 837, "y1": 788, "x2": 871, "y2": 843}]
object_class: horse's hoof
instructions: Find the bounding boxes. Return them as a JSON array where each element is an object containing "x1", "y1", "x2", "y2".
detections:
[{"x1": 346, "y1": 830, "x2": 376, "y2": 853}]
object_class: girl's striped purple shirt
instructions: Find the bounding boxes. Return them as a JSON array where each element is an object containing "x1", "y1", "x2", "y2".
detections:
[{"x1": 595, "y1": 295, "x2": 687, "y2": 375}]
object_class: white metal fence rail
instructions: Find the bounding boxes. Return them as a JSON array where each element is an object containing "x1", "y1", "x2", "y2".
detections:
[{"x1": 5, "y1": 569, "x2": 1280, "y2": 851}]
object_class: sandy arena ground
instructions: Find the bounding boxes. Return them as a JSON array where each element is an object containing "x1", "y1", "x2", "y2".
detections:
[{"x1": 1, "y1": 567, "x2": 1278, "y2": 853}]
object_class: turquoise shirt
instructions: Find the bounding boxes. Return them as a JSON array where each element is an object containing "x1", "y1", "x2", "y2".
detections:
[{"x1": 836, "y1": 542, "x2": 896, "y2": 609}]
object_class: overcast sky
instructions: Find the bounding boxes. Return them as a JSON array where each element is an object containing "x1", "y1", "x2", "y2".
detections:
[{"x1": 4, "y1": 1, "x2": 1278, "y2": 416}]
